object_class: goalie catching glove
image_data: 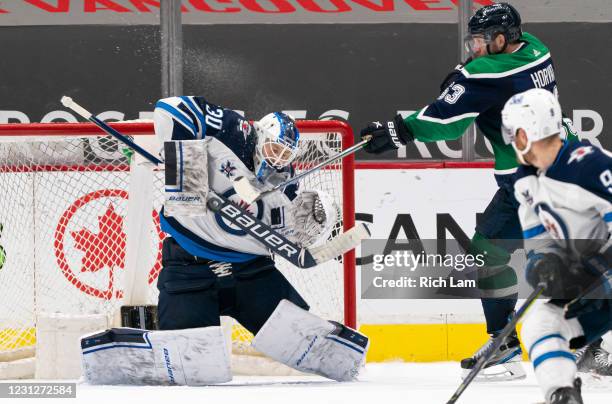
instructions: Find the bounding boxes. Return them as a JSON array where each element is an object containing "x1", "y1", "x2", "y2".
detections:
[{"x1": 277, "y1": 189, "x2": 338, "y2": 248}]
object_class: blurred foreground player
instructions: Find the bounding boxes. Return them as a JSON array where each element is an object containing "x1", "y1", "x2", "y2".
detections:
[
  {"x1": 359, "y1": 2, "x2": 577, "y2": 380},
  {"x1": 503, "y1": 88, "x2": 612, "y2": 404},
  {"x1": 80, "y1": 97, "x2": 368, "y2": 385}
]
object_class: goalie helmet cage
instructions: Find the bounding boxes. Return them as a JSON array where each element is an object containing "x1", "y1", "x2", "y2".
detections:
[{"x1": 0, "y1": 120, "x2": 356, "y2": 378}]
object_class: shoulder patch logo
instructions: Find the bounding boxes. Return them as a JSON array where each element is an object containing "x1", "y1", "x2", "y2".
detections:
[
  {"x1": 533, "y1": 49, "x2": 541, "y2": 57},
  {"x1": 568, "y1": 146, "x2": 594, "y2": 164},
  {"x1": 220, "y1": 160, "x2": 237, "y2": 178},
  {"x1": 521, "y1": 189, "x2": 534, "y2": 206},
  {"x1": 238, "y1": 119, "x2": 252, "y2": 140}
]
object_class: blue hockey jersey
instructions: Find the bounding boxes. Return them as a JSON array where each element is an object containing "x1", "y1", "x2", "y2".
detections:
[{"x1": 514, "y1": 140, "x2": 612, "y2": 257}]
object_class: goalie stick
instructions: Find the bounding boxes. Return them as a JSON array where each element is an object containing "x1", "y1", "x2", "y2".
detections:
[
  {"x1": 446, "y1": 283, "x2": 545, "y2": 404},
  {"x1": 61, "y1": 96, "x2": 369, "y2": 269},
  {"x1": 233, "y1": 139, "x2": 369, "y2": 205}
]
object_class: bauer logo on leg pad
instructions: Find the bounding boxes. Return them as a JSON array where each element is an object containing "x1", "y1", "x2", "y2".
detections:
[
  {"x1": 163, "y1": 348, "x2": 176, "y2": 384},
  {"x1": 296, "y1": 336, "x2": 318, "y2": 367}
]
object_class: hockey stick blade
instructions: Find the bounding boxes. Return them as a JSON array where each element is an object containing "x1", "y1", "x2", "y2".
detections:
[
  {"x1": 310, "y1": 223, "x2": 370, "y2": 264},
  {"x1": 233, "y1": 176, "x2": 261, "y2": 205},
  {"x1": 233, "y1": 139, "x2": 368, "y2": 204},
  {"x1": 446, "y1": 284, "x2": 545, "y2": 404}
]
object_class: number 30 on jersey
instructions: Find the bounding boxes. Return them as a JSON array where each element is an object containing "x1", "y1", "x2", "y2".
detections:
[{"x1": 205, "y1": 105, "x2": 224, "y2": 130}]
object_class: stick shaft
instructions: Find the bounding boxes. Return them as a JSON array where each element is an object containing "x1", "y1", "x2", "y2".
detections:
[
  {"x1": 273, "y1": 139, "x2": 368, "y2": 191},
  {"x1": 62, "y1": 96, "x2": 162, "y2": 165},
  {"x1": 89, "y1": 115, "x2": 162, "y2": 165},
  {"x1": 446, "y1": 285, "x2": 544, "y2": 404}
]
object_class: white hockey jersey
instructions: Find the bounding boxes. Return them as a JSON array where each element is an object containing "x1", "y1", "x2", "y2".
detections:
[
  {"x1": 154, "y1": 96, "x2": 296, "y2": 262},
  {"x1": 514, "y1": 140, "x2": 612, "y2": 258}
]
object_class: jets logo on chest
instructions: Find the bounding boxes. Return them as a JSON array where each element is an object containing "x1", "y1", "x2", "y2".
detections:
[
  {"x1": 220, "y1": 161, "x2": 237, "y2": 178},
  {"x1": 543, "y1": 217, "x2": 561, "y2": 240},
  {"x1": 568, "y1": 146, "x2": 594, "y2": 164},
  {"x1": 535, "y1": 203, "x2": 570, "y2": 249}
]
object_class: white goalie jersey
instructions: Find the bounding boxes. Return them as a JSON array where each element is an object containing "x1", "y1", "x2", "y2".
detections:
[{"x1": 154, "y1": 96, "x2": 336, "y2": 262}]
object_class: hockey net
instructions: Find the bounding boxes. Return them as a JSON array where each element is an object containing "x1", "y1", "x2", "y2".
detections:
[{"x1": 0, "y1": 121, "x2": 356, "y2": 379}]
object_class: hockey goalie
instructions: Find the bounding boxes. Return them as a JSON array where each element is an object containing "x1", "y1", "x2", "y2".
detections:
[{"x1": 79, "y1": 96, "x2": 369, "y2": 385}]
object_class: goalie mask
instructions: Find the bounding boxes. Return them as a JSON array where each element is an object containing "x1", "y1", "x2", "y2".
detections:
[{"x1": 253, "y1": 112, "x2": 300, "y2": 182}]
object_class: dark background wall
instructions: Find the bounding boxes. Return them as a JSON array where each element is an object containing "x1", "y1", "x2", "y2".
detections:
[{"x1": 1, "y1": 22, "x2": 610, "y2": 160}]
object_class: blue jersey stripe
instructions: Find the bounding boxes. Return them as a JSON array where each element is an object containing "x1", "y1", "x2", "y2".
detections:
[
  {"x1": 155, "y1": 101, "x2": 197, "y2": 137},
  {"x1": 523, "y1": 225, "x2": 546, "y2": 239},
  {"x1": 180, "y1": 96, "x2": 207, "y2": 139},
  {"x1": 532, "y1": 350, "x2": 575, "y2": 369},
  {"x1": 528, "y1": 333, "x2": 565, "y2": 358},
  {"x1": 160, "y1": 211, "x2": 259, "y2": 263},
  {"x1": 604, "y1": 212, "x2": 612, "y2": 222}
]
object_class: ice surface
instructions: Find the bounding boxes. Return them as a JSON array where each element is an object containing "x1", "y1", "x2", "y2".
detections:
[{"x1": 11, "y1": 362, "x2": 612, "y2": 404}]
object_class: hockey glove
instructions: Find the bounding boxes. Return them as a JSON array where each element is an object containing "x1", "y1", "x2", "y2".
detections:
[
  {"x1": 565, "y1": 270, "x2": 612, "y2": 319},
  {"x1": 360, "y1": 115, "x2": 413, "y2": 155},
  {"x1": 581, "y1": 241, "x2": 612, "y2": 278},
  {"x1": 525, "y1": 252, "x2": 579, "y2": 298},
  {"x1": 565, "y1": 248, "x2": 612, "y2": 318}
]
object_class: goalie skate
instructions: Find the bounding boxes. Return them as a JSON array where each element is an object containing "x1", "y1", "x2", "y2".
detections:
[{"x1": 460, "y1": 333, "x2": 526, "y2": 382}]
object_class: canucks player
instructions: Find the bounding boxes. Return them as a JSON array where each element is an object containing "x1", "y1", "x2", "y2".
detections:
[
  {"x1": 80, "y1": 96, "x2": 369, "y2": 385},
  {"x1": 359, "y1": 3, "x2": 577, "y2": 380},
  {"x1": 503, "y1": 88, "x2": 612, "y2": 404}
]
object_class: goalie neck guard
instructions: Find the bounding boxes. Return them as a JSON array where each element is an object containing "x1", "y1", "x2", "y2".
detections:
[{"x1": 253, "y1": 112, "x2": 300, "y2": 182}]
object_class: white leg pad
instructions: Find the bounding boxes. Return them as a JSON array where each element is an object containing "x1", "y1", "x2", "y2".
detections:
[
  {"x1": 521, "y1": 302, "x2": 584, "y2": 400},
  {"x1": 252, "y1": 300, "x2": 369, "y2": 381},
  {"x1": 81, "y1": 327, "x2": 231, "y2": 385}
]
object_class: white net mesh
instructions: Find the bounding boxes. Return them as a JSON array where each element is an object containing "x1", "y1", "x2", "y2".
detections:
[{"x1": 0, "y1": 123, "x2": 354, "y2": 375}]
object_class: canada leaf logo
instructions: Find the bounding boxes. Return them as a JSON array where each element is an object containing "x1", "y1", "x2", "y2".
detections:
[
  {"x1": 54, "y1": 189, "x2": 165, "y2": 300},
  {"x1": 71, "y1": 204, "x2": 126, "y2": 273}
]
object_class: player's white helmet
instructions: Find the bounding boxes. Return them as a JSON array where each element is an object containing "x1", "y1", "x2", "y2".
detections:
[
  {"x1": 253, "y1": 112, "x2": 300, "y2": 181},
  {"x1": 501, "y1": 88, "x2": 563, "y2": 165}
]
